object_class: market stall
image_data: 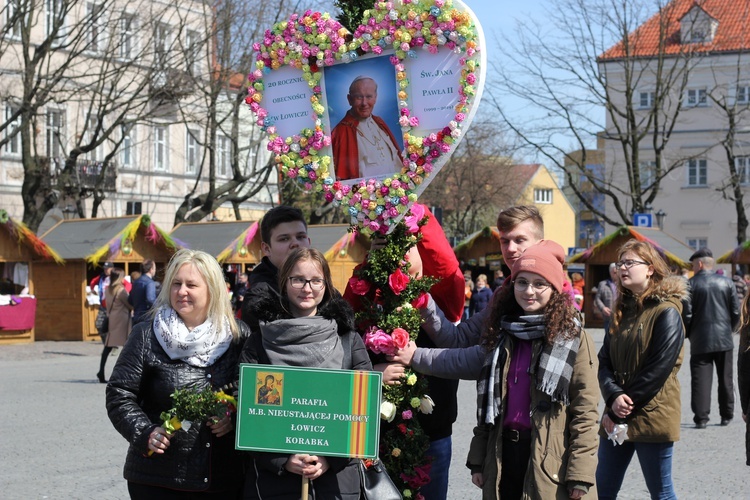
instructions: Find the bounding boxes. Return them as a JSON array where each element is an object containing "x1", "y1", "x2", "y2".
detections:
[
  {"x1": 316, "y1": 225, "x2": 370, "y2": 292},
  {"x1": 37, "y1": 215, "x2": 180, "y2": 341},
  {"x1": 569, "y1": 226, "x2": 692, "y2": 328},
  {"x1": 452, "y1": 226, "x2": 503, "y2": 280},
  {"x1": 0, "y1": 210, "x2": 64, "y2": 344},
  {"x1": 171, "y1": 220, "x2": 262, "y2": 287}
]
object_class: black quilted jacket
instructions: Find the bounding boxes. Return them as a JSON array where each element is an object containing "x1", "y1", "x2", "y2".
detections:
[{"x1": 106, "y1": 321, "x2": 249, "y2": 492}]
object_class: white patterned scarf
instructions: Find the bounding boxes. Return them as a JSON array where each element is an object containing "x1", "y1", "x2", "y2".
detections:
[{"x1": 153, "y1": 305, "x2": 233, "y2": 367}]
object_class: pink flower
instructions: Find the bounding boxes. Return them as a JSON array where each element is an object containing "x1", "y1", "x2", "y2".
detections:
[
  {"x1": 402, "y1": 409, "x2": 413, "y2": 420},
  {"x1": 391, "y1": 328, "x2": 410, "y2": 349},
  {"x1": 411, "y1": 292, "x2": 429, "y2": 309},
  {"x1": 404, "y1": 203, "x2": 426, "y2": 233},
  {"x1": 348, "y1": 276, "x2": 371, "y2": 296},
  {"x1": 388, "y1": 268, "x2": 410, "y2": 295},
  {"x1": 364, "y1": 328, "x2": 397, "y2": 355}
]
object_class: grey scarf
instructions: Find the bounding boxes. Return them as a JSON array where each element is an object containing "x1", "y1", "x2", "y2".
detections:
[{"x1": 259, "y1": 316, "x2": 344, "y2": 368}]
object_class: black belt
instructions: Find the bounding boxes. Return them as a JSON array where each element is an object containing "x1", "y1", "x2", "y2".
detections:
[{"x1": 503, "y1": 428, "x2": 532, "y2": 443}]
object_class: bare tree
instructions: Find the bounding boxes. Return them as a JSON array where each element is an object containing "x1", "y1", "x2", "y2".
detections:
[
  {"x1": 489, "y1": 0, "x2": 703, "y2": 226},
  {"x1": 707, "y1": 43, "x2": 750, "y2": 244},
  {"x1": 168, "y1": 0, "x2": 339, "y2": 225},
  {"x1": 419, "y1": 122, "x2": 519, "y2": 239}
]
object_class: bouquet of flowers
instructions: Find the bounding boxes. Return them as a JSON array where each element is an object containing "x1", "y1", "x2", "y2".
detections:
[
  {"x1": 347, "y1": 207, "x2": 437, "y2": 499},
  {"x1": 159, "y1": 387, "x2": 236, "y2": 434}
]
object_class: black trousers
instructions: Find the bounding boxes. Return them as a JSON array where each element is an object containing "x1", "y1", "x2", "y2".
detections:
[
  {"x1": 500, "y1": 435, "x2": 531, "y2": 500},
  {"x1": 690, "y1": 349, "x2": 734, "y2": 423}
]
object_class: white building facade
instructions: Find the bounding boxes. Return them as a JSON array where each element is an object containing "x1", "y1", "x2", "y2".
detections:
[
  {"x1": 598, "y1": 0, "x2": 750, "y2": 253},
  {"x1": 1, "y1": 0, "x2": 275, "y2": 232}
]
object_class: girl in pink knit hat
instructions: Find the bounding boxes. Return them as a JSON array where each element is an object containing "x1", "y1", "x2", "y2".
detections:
[{"x1": 467, "y1": 240, "x2": 599, "y2": 500}]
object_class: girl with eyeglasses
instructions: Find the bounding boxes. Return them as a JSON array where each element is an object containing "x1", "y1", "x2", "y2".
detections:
[
  {"x1": 596, "y1": 239, "x2": 686, "y2": 499},
  {"x1": 239, "y1": 247, "x2": 371, "y2": 500},
  {"x1": 468, "y1": 240, "x2": 599, "y2": 499}
]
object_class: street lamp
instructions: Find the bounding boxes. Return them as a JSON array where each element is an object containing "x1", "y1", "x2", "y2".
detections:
[
  {"x1": 655, "y1": 209, "x2": 667, "y2": 230},
  {"x1": 61, "y1": 204, "x2": 77, "y2": 220}
]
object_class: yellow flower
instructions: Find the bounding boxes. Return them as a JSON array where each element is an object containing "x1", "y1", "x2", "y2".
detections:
[
  {"x1": 410, "y1": 397, "x2": 421, "y2": 408},
  {"x1": 392, "y1": 448, "x2": 402, "y2": 457},
  {"x1": 406, "y1": 374, "x2": 417, "y2": 386}
]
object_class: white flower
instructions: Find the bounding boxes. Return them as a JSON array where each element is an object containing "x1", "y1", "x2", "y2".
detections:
[
  {"x1": 419, "y1": 395, "x2": 435, "y2": 414},
  {"x1": 380, "y1": 401, "x2": 397, "y2": 422}
]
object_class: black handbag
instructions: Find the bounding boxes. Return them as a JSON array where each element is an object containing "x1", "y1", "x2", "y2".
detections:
[{"x1": 358, "y1": 459, "x2": 401, "y2": 500}]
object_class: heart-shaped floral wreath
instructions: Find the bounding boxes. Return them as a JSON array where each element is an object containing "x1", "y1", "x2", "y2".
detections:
[{"x1": 246, "y1": 0, "x2": 484, "y2": 235}]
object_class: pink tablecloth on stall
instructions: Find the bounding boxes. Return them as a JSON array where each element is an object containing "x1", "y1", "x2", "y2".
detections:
[{"x1": 0, "y1": 297, "x2": 37, "y2": 330}]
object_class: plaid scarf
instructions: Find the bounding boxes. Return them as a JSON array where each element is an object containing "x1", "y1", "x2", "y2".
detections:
[{"x1": 477, "y1": 314, "x2": 581, "y2": 425}]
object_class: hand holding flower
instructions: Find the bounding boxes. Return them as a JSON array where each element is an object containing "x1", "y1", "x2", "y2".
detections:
[
  {"x1": 148, "y1": 426, "x2": 172, "y2": 455},
  {"x1": 389, "y1": 340, "x2": 416, "y2": 366}
]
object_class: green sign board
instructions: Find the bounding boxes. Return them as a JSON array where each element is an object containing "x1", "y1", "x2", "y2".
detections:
[{"x1": 236, "y1": 364, "x2": 382, "y2": 458}]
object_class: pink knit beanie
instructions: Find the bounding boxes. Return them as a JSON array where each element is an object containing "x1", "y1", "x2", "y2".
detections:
[{"x1": 511, "y1": 240, "x2": 566, "y2": 292}]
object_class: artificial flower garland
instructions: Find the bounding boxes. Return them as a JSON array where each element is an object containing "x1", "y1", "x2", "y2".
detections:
[
  {"x1": 246, "y1": 0, "x2": 480, "y2": 235},
  {"x1": 346, "y1": 208, "x2": 438, "y2": 498}
]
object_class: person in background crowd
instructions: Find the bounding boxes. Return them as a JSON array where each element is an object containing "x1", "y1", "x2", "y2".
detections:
[
  {"x1": 597, "y1": 240, "x2": 686, "y2": 499},
  {"x1": 468, "y1": 240, "x2": 599, "y2": 499},
  {"x1": 240, "y1": 248, "x2": 371, "y2": 499},
  {"x1": 594, "y1": 263, "x2": 618, "y2": 333},
  {"x1": 90, "y1": 262, "x2": 131, "y2": 343},
  {"x1": 97, "y1": 268, "x2": 132, "y2": 383},
  {"x1": 106, "y1": 249, "x2": 248, "y2": 497},
  {"x1": 686, "y1": 248, "x2": 740, "y2": 428},
  {"x1": 571, "y1": 272, "x2": 585, "y2": 310},
  {"x1": 470, "y1": 274, "x2": 493, "y2": 317},
  {"x1": 232, "y1": 272, "x2": 250, "y2": 317},
  {"x1": 129, "y1": 260, "x2": 157, "y2": 327},
  {"x1": 464, "y1": 272, "x2": 475, "y2": 320},
  {"x1": 492, "y1": 269, "x2": 505, "y2": 291}
]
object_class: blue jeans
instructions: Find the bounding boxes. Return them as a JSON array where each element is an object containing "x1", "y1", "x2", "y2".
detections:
[
  {"x1": 597, "y1": 437, "x2": 676, "y2": 500},
  {"x1": 420, "y1": 436, "x2": 452, "y2": 500}
]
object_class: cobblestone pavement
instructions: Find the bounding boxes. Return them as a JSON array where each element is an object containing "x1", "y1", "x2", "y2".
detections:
[{"x1": 0, "y1": 330, "x2": 747, "y2": 499}]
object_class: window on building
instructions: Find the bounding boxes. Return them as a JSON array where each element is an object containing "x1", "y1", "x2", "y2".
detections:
[
  {"x1": 154, "y1": 23, "x2": 170, "y2": 66},
  {"x1": 46, "y1": 0, "x2": 66, "y2": 42},
  {"x1": 639, "y1": 160, "x2": 656, "y2": 190},
  {"x1": 153, "y1": 125, "x2": 168, "y2": 171},
  {"x1": 217, "y1": 134, "x2": 230, "y2": 176},
  {"x1": 86, "y1": 3, "x2": 106, "y2": 53},
  {"x1": 687, "y1": 158, "x2": 707, "y2": 187},
  {"x1": 85, "y1": 116, "x2": 105, "y2": 161},
  {"x1": 736, "y1": 156, "x2": 750, "y2": 186},
  {"x1": 4, "y1": 105, "x2": 21, "y2": 156},
  {"x1": 686, "y1": 238, "x2": 708, "y2": 250},
  {"x1": 639, "y1": 91, "x2": 655, "y2": 109},
  {"x1": 534, "y1": 188, "x2": 553, "y2": 204},
  {"x1": 46, "y1": 110, "x2": 65, "y2": 158},
  {"x1": 6, "y1": 0, "x2": 22, "y2": 39},
  {"x1": 186, "y1": 129, "x2": 199, "y2": 175},
  {"x1": 737, "y1": 85, "x2": 750, "y2": 105},
  {"x1": 120, "y1": 124, "x2": 135, "y2": 168},
  {"x1": 119, "y1": 14, "x2": 136, "y2": 60},
  {"x1": 185, "y1": 29, "x2": 200, "y2": 75},
  {"x1": 126, "y1": 201, "x2": 142, "y2": 215},
  {"x1": 686, "y1": 88, "x2": 707, "y2": 107}
]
